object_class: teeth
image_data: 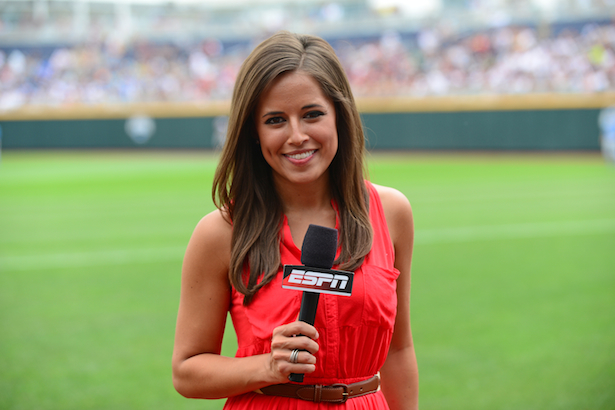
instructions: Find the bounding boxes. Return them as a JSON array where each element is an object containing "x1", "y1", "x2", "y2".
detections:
[{"x1": 287, "y1": 150, "x2": 315, "y2": 160}]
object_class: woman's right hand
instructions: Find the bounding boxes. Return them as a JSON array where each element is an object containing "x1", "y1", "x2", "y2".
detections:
[{"x1": 268, "y1": 321, "x2": 320, "y2": 383}]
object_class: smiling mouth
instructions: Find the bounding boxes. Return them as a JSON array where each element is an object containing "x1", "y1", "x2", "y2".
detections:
[{"x1": 285, "y1": 150, "x2": 316, "y2": 160}]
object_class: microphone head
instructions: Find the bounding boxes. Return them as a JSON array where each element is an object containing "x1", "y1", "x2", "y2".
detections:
[{"x1": 301, "y1": 224, "x2": 338, "y2": 269}]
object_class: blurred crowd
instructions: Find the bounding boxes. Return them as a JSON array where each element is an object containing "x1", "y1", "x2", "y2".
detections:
[
  {"x1": 1, "y1": 19, "x2": 615, "y2": 110},
  {"x1": 344, "y1": 21, "x2": 615, "y2": 96}
]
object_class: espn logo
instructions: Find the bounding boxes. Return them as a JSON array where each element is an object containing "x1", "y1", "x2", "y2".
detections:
[{"x1": 282, "y1": 265, "x2": 354, "y2": 296}]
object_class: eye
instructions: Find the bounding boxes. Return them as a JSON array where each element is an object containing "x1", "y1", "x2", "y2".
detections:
[
  {"x1": 264, "y1": 116, "x2": 285, "y2": 125},
  {"x1": 305, "y1": 110, "x2": 325, "y2": 119}
]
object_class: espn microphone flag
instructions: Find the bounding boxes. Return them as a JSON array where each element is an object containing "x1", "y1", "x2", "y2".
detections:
[
  {"x1": 282, "y1": 266, "x2": 353, "y2": 296},
  {"x1": 282, "y1": 223, "x2": 354, "y2": 299}
]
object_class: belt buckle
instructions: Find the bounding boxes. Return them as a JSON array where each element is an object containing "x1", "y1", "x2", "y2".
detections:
[{"x1": 330, "y1": 383, "x2": 349, "y2": 403}]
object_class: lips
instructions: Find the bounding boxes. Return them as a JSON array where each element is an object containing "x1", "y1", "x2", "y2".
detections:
[{"x1": 285, "y1": 149, "x2": 316, "y2": 160}]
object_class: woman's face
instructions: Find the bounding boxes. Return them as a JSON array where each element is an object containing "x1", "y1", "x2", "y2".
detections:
[{"x1": 255, "y1": 70, "x2": 338, "y2": 190}]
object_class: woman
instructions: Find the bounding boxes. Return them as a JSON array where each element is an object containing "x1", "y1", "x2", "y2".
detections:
[{"x1": 172, "y1": 31, "x2": 418, "y2": 409}]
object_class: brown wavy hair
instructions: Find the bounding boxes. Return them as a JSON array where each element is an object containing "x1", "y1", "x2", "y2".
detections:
[{"x1": 213, "y1": 31, "x2": 372, "y2": 304}]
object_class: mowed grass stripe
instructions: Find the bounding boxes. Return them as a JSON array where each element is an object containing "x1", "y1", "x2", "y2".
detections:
[
  {"x1": 6, "y1": 191, "x2": 609, "y2": 244},
  {"x1": 3, "y1": 218, "x2": 614, "y2": 271},
  {"x1": 417, "y1": 217, "x2": 615, "y2": 244},
  {"x1": 0, "y1": 246, "x2": 187, "y2": 271}
]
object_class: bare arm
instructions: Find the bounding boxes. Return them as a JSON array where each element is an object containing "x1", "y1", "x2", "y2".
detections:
[
  {"x1": 374, "y1": 184, "x2": 419, "y2": 410},
  {"x1": 172, "y1": 210, "x2": 319, "y2": 399}
]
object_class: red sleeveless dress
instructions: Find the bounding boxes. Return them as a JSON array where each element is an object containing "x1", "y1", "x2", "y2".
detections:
[{"x1": 224, "y1": 182, "x2": 399, "y2": 409}]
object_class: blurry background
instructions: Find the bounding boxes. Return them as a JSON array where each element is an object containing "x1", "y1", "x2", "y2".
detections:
[
  {"x1": 1, "y1": 0, "x2": 615, "y2": 150},
  {"x1": 1, "y1": 1, "x2": 614, "y2": 409},
  {"x1": 2, "y1": 0, "x2": 615, "y2": 104}
]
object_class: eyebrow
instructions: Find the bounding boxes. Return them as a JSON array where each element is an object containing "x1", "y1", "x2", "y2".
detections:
[
  {"x1": 262, "y1": 111, "x2": 283, "y2": 118},
  {"x1": 261, "y1": 104, "x2": 325, "y2": 118}
]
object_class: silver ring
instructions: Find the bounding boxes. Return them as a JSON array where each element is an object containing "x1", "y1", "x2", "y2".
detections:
[{"x1": 290, "y1": 349, "x2": 300, "y2": 364}]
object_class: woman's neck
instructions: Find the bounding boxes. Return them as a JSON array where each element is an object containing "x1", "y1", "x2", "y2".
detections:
[
  {"x1": 274, "y1": 173, "x2": 332, "y2": 214},
  {"x1": 274, "y1": 174, "x2": 337, "y2": 245}
]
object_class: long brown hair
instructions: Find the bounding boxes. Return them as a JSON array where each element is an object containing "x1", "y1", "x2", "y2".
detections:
[{"x1": 213, "y1": 31, "x2": 372, "y2": 304}]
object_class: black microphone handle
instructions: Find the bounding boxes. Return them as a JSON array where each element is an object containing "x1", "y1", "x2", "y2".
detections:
[
  {"x1": 297, "y1": 292, "x2": 320, "y2": 325},
  {"x1": 288, "y1": 292, "x2": 320, "y2": 383}
]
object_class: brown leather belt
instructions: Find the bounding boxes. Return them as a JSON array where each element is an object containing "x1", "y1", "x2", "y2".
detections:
[{"x1": 257, "y1": 374, "x2": 380, "y2": 404}]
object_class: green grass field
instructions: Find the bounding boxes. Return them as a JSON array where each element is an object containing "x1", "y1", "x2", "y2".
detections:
[{"x1": 1, "y1": 150, "x2": 614, "y2": 410}]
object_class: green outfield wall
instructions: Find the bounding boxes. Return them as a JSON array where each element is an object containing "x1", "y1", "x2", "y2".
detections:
[
  {"x1": 362, "y1": 109, "x2": 600, "y2": 150},
  {"x1": 0, "y1": 117, "x2": 215, "y2": 149},
  {"x1": 1, "y1": 95, "x2": 613, "y2": 150}
]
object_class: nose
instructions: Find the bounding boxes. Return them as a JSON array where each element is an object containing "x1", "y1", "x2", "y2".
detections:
[{"x1": 287, "y1": 119, "x2": 309, "y2": 145}]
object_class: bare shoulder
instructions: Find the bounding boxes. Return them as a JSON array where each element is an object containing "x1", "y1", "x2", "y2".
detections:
[
  {"x1": 371, "y1": 183, "x2": 414, "y2": 243},
  {"x1": 184, "y1": 208, "x2": 232, "y2": 279},
  {"x1": 372, "y1": 183, "x2": 412, "y2": 219},
  {"x1": 194, "y1": 208, "x2": 232, "y2": 239}
]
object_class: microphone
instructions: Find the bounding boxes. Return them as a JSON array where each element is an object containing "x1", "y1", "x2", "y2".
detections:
[
  {"x1": 282, "y1": 224, "x2": 354, "y2": 383},
  {"x1": 297, "y1": 224, "x2": 337, "y2": 327}
]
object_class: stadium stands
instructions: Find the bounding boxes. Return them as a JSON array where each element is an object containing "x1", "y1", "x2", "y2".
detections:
[{"x1": 1, "y1": 0, "x2": 614, "y2": 110}]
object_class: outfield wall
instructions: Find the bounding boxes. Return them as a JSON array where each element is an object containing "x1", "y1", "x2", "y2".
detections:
[{"x1": 1, "y1": 94, "x2": 614, "y2": 150}]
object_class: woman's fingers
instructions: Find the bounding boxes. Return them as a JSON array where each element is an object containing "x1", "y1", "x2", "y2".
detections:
[
  {"x1": 288, "y1": 349, "x2": 317, "y2": 365},
  {"x1": 273, "y1": 321, "x2": 319, "y2": 340},
  {"x1": 267, "y1": 321, "x2": 320, "y2": 380},
  {"x1": 271, "y1": 322, "x2": 319, "y2": 354}
]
